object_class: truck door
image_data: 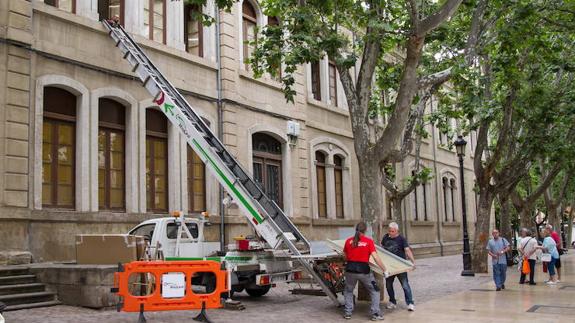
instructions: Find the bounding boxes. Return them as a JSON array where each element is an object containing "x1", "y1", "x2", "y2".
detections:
[
  {"x1": 129, "y1": 223, "x2": 157, "y2": 259},
  {"x1": 163, "y1": 221, "x2": 201, "y2": 258}
]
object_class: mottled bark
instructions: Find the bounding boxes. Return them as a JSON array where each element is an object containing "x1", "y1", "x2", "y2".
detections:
[
  {"x1": 499, "y1": 197, "x2": 513, "y2": 246},
  {"x1": 519, "y1": 208, "x2": 534, "y2": 232},
  {"x1": 358, "y1": 158, "x2": 383, "y2": 232},
  {"x1": 390, "y1": 195, "x2": 405, "y2": 234},
  {"x1": 546, "y1": 206, "x2": 560, "y2": 231},
  {"x1": 472, "y1": 188, "x2": 494, "y2": 273}
]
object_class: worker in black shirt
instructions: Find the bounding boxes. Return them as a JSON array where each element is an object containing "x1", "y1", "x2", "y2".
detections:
[{"x1": 381, "y1": 222, "x2": 416, "y2": 311}]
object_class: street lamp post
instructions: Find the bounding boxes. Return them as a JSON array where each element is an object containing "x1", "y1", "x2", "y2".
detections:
[{"x1": 455, "y1": 135, "x2": 475, "y2": 277}]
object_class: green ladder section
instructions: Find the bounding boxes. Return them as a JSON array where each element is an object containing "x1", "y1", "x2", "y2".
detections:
[{"x1": 102, "y1": 20, "x2": 340, "y2": 306}]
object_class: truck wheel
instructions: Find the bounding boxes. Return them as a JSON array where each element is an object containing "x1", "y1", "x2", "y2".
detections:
[{"x1": 245, "y1": 285, "x2": 271, "y2": 297}]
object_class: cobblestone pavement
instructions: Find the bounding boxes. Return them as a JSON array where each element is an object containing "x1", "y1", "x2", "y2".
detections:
[{"x1": 2, "y1": 254, "x2": 494, "y2": 323}]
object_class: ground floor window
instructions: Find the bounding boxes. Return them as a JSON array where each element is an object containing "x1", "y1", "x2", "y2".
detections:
[
  {"x1": 42, "y1": 86, "x2": 77, "y2": 208},
  {"x1": 188, "y1": 146, "x2": 206, "y2": 213},
  {"x1": 98, "y1": 98, "x2": 126, "y2": 211},
  {"x1": 146, "y1": 109, "x2": 168, "y2": 212},
  {"x1": 315, "y1": 151, "x2": 327, "y2": 218},
  {"x1": 253, "y1": 133, "x2": 283, "y2": 208}
]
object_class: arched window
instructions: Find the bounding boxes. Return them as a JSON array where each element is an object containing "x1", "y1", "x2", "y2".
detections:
[
  {"x1": 184, "y1": 4, "x2": 203, "y2": 56},
  {"x1": 315, "y1": 151, "x2": 327, "y2": 218},
  {"x1": 188, "y1": 119, "x2": 209, "y2": 213},
  {"x1": 474, "y1": 180, "x2": 479, "y2": 220},
  {"x1": 98, "y1": 0, "x2": 123, "y2": 24},
  {"x1": 242, "y1": 1, "x2": 258, "y2": 69},
  {"x1": 411, "y1": 170, "x2": 419, "y2": 221},
  {"x1": 144, "y1": 0, "x2": 166, "y2": 44},
  {"x1": 422, "y1": 182, "x2": 428, "y2": 221},
  {"x1": 98, "y1": 98, "x2": 126, "y2": 211},
  {"x1": 42, "y1": 86, "x2": 77, "y2": 208},
  {"x1": 267, "y1": 16, "x2": 281, "y2": 79},
  {"x1": 146, "y1": 109, "x2": 168, "y2": 212},
  {"x1": 45, "y1": 0, "x2": 75, "y2": 13},
  {"x1": 450, "y1": 178, "x2": 457, "y2": 222},
  {"x1": 334, "y1": 155, "x2": 344, "y2": 219},
  {"x1": 253, "y1": 133, "x2": 282, "y2": 208},
  {"x1": 442, "y1": 177, "x2": 449, "y2": 222}
]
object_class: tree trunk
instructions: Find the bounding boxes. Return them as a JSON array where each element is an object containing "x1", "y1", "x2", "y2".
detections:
[
  {"x1": 547, "y1": 205, "x2": 560, "y2": 230},
  {"x1": 358, "y1": 158, "x2": 383, "y2": 237},
  {"x1": 472, "y1": 189, "x2": 494, "y2": 273},
  {"x1": 499, "y1": 197, "x2": 513, "y2": 247},
  {"x1": 391, "y1": 196, "x2": 404, "y2": 231},
  {"x1": 519, "y1": 207, "x2": 533, "y2": 232}
]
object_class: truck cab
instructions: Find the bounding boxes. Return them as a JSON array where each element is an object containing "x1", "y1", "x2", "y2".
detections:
[{"x1": 128, "y1": 217, "x2": 219, "y2": 259}]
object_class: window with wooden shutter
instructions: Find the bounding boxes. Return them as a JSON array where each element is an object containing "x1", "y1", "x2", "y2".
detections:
[
  {"x1": 311, "y1": 61, "x2": 321, "y2": 101},
  {"x1": 253, "y1": 133, "x2": 283, "y2": 208},
  {"x1": 315, "y1": 151, "x2": 327, "y2": 218},
  {"x1": 450, "y1": 178, "x2": 456, "y2": 222},
  {"x1": 267, "y1": 16, "x2": 282, "y2": 80},
  {"x1": 184, "y1": 4, "x2": 203, "y2": 57},
  {"x1": 328, "y1": 62, "x2": 337, "y2": 106},
  {"x1": 442, "y1": 177, "x2": 449, "y2": 222},
  {"x1": 144, "y1": 0, "x2": 166, "y2": 44},
  {"x1": 42, "y1": 87, "x2": 77, "y2": 209},
  {"x1": 412, "y1": 170, "x2": 419, "y2": 221},
  {"x1": 98, "y1": 98, "x2": 126, "y2": 211},
  {"x1": 146, "y1": 109, "x2": 169, "y2": 212},
  {"x1": 98, "y1": 0, "x2": 123, "y2": 23},
  {"x1": 45, "y1": 0, "x2": 75, "y2": 13},
  {"x1": 243, "y1": 2, "x2": 257, "y2": 70},
  {"x1": 334, "y1": 155, "x2": 344, "y2": 218}
]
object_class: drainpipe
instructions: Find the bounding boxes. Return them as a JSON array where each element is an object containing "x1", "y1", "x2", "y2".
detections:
[
  {"x1": 215, "y1": 3, "x2": 225, "y2": 253},
  {"x1": 430, "y1": 98, "x2": 444, "y2": 256}
]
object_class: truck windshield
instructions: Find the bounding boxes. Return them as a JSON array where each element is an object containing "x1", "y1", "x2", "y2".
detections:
[
  {"x1": 130, "y1": 224, "x2": 156, "y2": 241},
  {"x1": 166, "y1": 222, "x2": 199, "y2": 239}
]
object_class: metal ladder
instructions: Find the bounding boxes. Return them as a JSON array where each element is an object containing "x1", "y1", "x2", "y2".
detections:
[{"x1": 102, "y1": 20, "x2": 340, "y2": 306}]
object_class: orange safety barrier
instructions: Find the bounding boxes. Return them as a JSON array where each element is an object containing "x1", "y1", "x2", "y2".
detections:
[{"x1": 112, "y1": 260, "x2": 228, "y2": 318}]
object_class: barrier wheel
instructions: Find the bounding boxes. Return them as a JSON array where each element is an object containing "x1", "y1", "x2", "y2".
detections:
[{"x1": 245, "y1": 285, "x2": 271, "y2": 297}]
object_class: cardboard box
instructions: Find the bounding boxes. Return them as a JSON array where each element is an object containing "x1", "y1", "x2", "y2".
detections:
[{"x1": 76, "y1": 234, "x2": 145, "y2": 265}]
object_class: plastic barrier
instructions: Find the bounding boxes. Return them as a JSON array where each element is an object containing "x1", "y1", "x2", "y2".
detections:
[{"x1": 112, "y1": 260, "x2": 228, "y2": 322}]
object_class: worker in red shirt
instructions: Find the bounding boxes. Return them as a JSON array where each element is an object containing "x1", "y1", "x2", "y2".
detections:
[
  {"x1": 343, "y1": 222, "x2": 387, "y2": 321},
  {"x1": 547, "y1": 224, "x2": 563, "y2": 282}
]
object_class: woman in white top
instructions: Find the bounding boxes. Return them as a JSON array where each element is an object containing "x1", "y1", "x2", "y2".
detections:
[
  {"x1": 518, "y1": 228, "x2": 538, "y2": 285},
  {"x1": 536, "y1": 227, "x2": 560, "y2": 285}
]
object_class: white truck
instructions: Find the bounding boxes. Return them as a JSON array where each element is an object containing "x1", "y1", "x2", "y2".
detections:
[{"x1": 128, "y1": 213, "x2": 301, "y2": 297}]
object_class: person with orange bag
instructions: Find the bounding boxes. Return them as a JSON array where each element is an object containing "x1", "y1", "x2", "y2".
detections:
[{"x1": 518, "y1": 228, "x2": 537, "y2": 285}]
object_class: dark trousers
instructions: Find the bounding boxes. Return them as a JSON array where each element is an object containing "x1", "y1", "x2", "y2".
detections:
[
  {"x1": 519, "y1": 259, "x2": 536, "y2": 283},
  {"x1": 385, "y1": 272, "x2": 413, "y2": 305}
]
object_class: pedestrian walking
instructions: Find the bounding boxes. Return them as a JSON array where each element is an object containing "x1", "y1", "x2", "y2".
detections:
[
  {"x1": 536, "y1": 227, "x2": 560, "y2": 285},
  {"x1": 343, "y1": 222, "x2": 387, "y2": 321},
  {"x1": 486, "y1": 229, "x2": 510, "y2": 291},
  {"x1": 518, "y1": 228, "x2": 537, "y2": 285},
  {"x1": 547, "y1": 224, "x2": 562, "y2": 282},
  {"x1": 381, "y1": 222, "x2": 416, "y2": 312}
]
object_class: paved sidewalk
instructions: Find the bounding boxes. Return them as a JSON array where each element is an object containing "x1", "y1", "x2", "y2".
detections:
[
  {"x1": 4, "y1": 253, "x2": 573, "y2": 322},
  {"x1": 385, "y1": 252, "x2": 575, "y2": 323}
]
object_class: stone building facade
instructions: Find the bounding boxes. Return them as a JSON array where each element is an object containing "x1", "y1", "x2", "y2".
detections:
[{"x1": 0, "y1": 0, "x2": 481, "y2": 262}]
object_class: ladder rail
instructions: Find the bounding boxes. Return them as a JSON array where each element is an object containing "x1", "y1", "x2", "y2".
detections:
[
  {"x1": 108, "y1": 23, "x2": 308, "y2": 247},
  {"x1": 102, "y1": 20, "x2": 341, "y2": 306}
]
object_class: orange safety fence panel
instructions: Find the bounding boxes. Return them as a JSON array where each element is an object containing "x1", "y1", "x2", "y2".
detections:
[{"x1": 113, "y1": 260, "x2": 228, "y2": 313}]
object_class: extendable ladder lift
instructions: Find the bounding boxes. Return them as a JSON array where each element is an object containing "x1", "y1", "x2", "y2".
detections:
[{"x1": 102, "y1": 20, "x2": 340, "y2": 306}]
